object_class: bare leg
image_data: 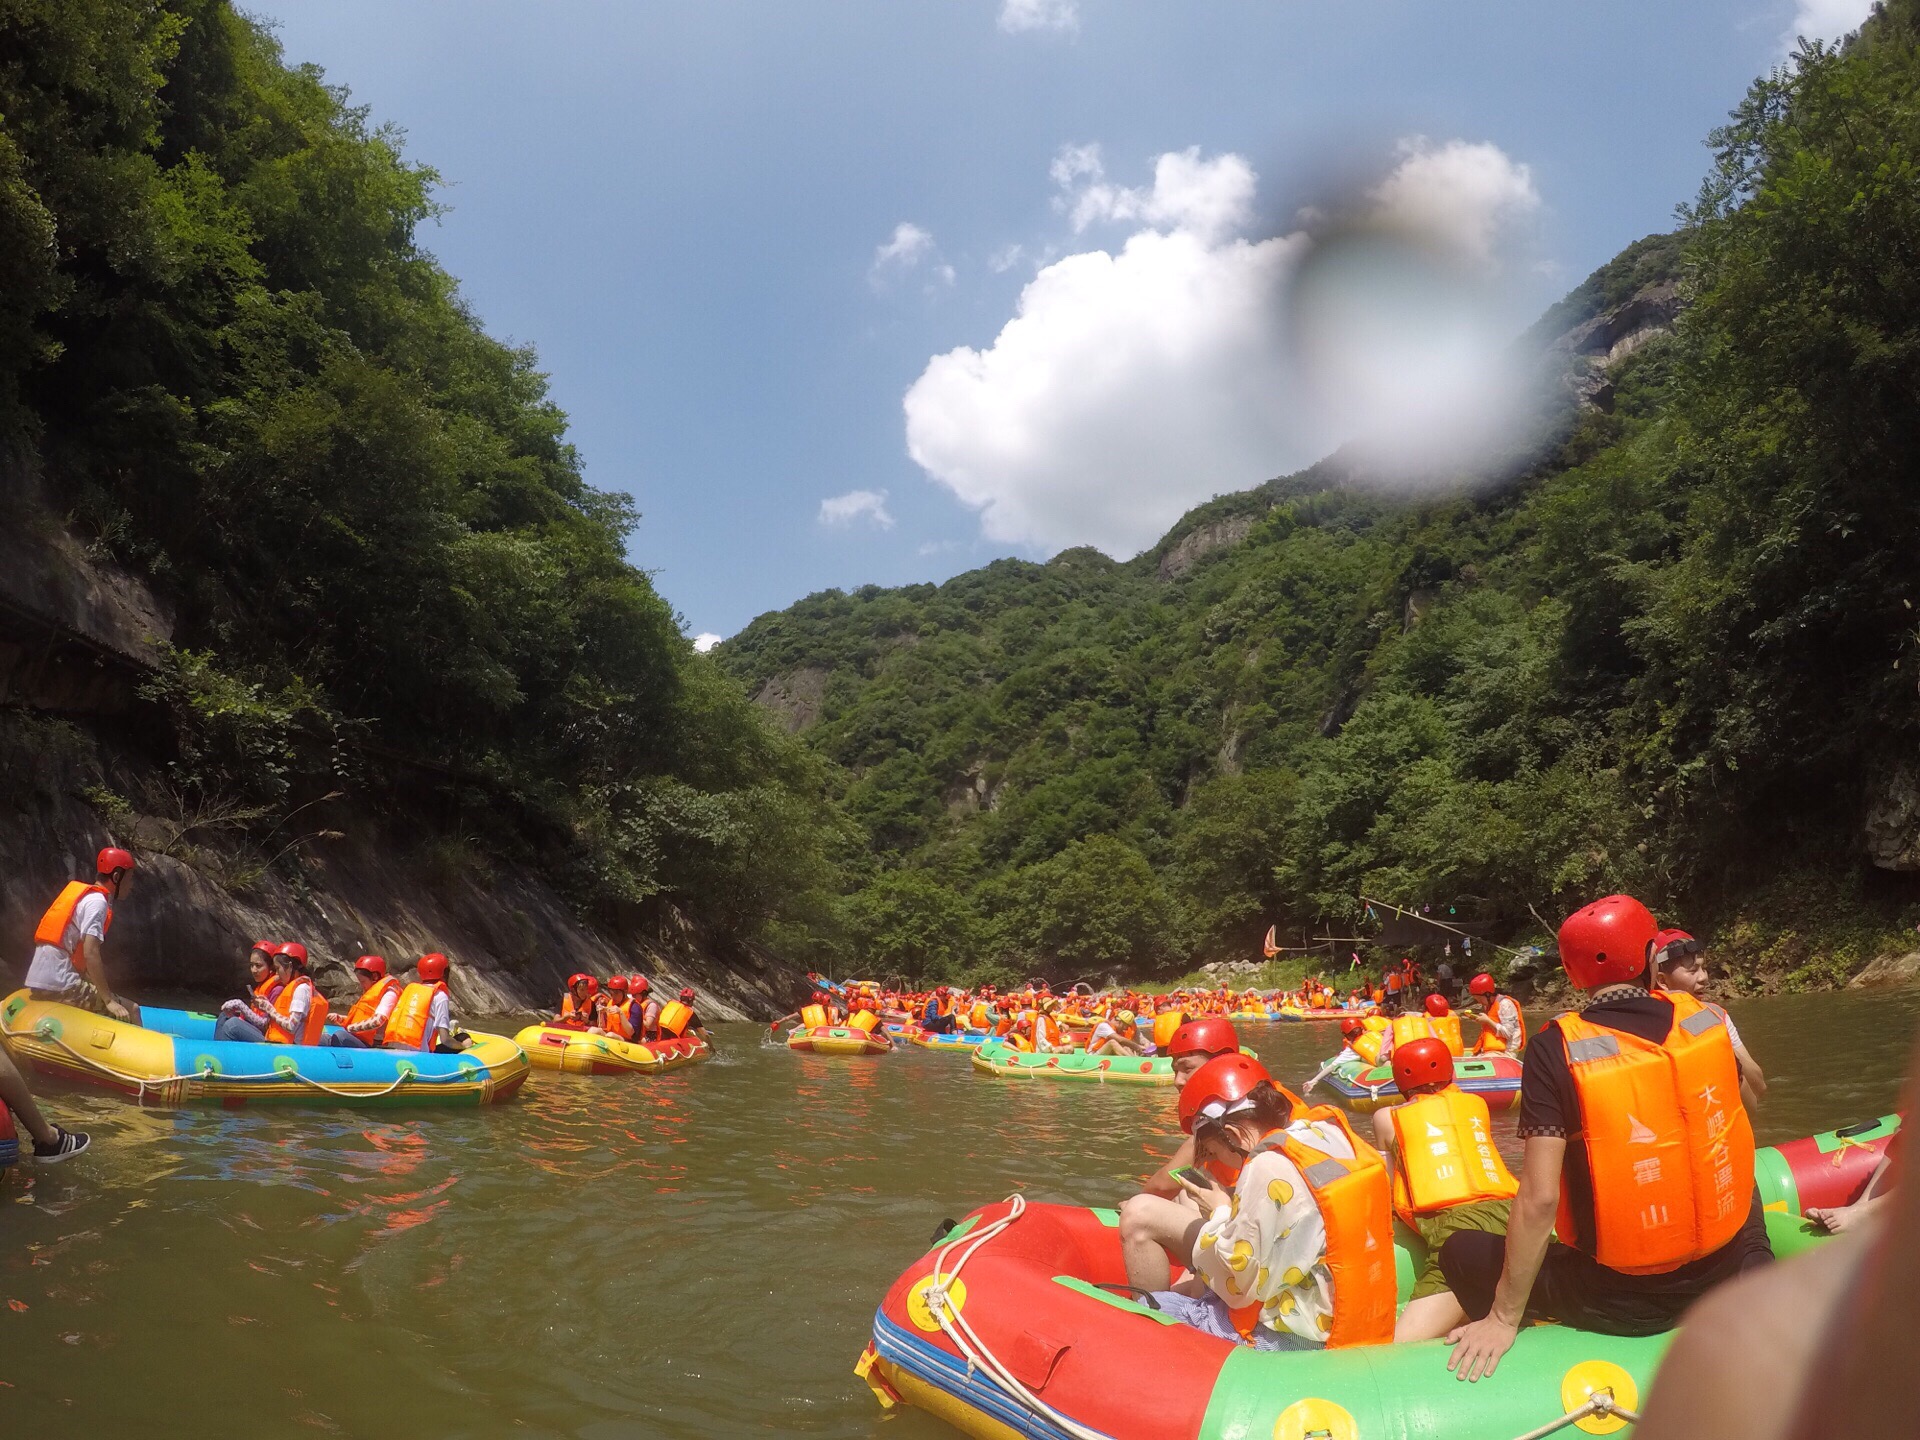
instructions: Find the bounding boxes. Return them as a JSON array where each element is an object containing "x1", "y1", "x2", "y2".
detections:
[
  {"x1": 1120, "y1": 1192, "x2": 1207, "y2": 1291},
  {"x1": 0, "y1": 1043, "x2": 58, "y2": 1147},
  {"x1": 1396, "y1": 1291, "x2": 1468, "y2": 1342}
]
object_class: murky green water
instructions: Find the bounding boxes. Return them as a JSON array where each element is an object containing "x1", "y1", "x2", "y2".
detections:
[{"x1": 2, "y1": 990, "x2": 1915, "y2": 1438}]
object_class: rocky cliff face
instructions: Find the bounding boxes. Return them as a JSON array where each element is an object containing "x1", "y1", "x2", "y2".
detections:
[{"x1": 0, "y1": 481, "x2": 802, "y2": 1021}]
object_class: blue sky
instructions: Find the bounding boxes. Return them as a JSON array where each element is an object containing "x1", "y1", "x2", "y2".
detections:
[{"x1": 247, "y1": 0, "x2": 1870, "y2": 646}]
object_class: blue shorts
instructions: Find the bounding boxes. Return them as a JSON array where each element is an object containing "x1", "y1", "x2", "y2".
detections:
[{"x1": 1149, "y1": 1291, "x2": 1317, "y2": 1351}]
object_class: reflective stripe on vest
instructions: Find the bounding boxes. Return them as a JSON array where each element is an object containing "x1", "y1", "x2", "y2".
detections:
[
  {"x1": 1244, "y1": 1107, "x2": 1397, "y2": 1348},
  {"x1": 1388, "y1": 1086, "x2": 1518, "y2": 1221},
  {"x1": 385, "y1": 981, "x2": 447, "y2": 1050},
  {"x1": 1554, "y1": 991, "x2": 1755, "y2": 1275},
  {"x1": 32, "y1": 882, "x2": 112, "y2": 972}
]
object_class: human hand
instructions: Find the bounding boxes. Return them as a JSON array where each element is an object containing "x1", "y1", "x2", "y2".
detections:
[
  {"x1": 1175, "y1": 1173, "x2": 1231, "y2": 1212},
  {"x1": 1446, "y1": 1314, "x2": 1518, "y2": 1382}
]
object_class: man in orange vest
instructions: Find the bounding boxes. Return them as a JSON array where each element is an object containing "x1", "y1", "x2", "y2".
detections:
[
  {"x1": 1442, "y1": 895, "x2": 1772, "y2": 1381},
  {"x1": 323, "y1": 956, "x2": 405, "y2": 1048},
  {"x1": 1371, "y1": 1037, "x2": 1516, "y2": 1341},
  {"x1": 24, "y1": 847, "x2": 140, "y2": 1024}
]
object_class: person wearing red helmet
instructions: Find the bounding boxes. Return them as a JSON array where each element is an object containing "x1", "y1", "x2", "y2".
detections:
[
  {"x1": 1442, "y1": 895, "x2": 1770, "y2": 1383},
  {"x1": 553, "y1": 973, "x2": 604, "y2": 1031},
  {"x1": 323, "y1": 955, "x2": 405, "y2": 1048},
  {"x1": 384, "y1": 953, "x2": 458, "y2": 1051},
  {"x1": 920, "y1": 985, "x2": 958, "y2": 1035},
  {"x1": 658, "y1": 985, "x2": 712, "y2": 1044},
  {"x1": 1147, "y1": 1052, "x2": 1394, "y2": 1351},
  {"x1": 1465, "y1": 972, "x2": 1526, "y2": 1056},
  {"x1": 246, "y1": 941, "x2": 327, "y2": 1046},
  {"x1": 1652, "y1": 929, "x2": 1766, "y2": 1106},
  {"x1": 214, "y1": 941, "x2": 291, "y2": 1042},
  {"x1": 1367, "y1": 1037, "x2": 1517, "y2": 1342},
  {"x1": 599, "y1": 974, "x2": 636, "y2": 1039},
  {"x1": 1119, "y1": 1016, "x2": 1242, "y2": 1291},
  {"x1": 25, "y1": 845, "x2": 140, "y2": 1024}
]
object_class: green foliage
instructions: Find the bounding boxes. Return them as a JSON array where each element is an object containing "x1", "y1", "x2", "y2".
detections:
[
  {"x1": 721, "y1": 6, "x2": 1920, "y2": 983},
  {"x1": 0, "y1": 0, "x2": 837, "y2": 944}
]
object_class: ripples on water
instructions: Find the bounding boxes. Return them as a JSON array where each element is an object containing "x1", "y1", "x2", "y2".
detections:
[{"x1": 1, "y1": 993, "x2": 1914, "y2": 1437}]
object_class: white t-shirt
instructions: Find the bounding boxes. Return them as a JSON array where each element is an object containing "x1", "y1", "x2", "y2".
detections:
[
  {"x1": 25, "y1": 890, "x2": 111, "y2": 992},
  {"x1": 423, "y1": 990, "x2": 452, "y2": 1049}
]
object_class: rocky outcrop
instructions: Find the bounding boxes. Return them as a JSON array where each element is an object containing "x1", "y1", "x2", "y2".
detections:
[
  {"x1": 944, "y1": 761, "x2": 1001, "y2": 817},
  {"x1": 753, "y1": 665, "x2": 830, "y2": 734},
  {"x1": 1847, "y1": 950, "x2": 1920, "y2": 989},
  {"x1": 1549, "y1": 280, "x2": 1682, "y2": 411},
  {"x1": 1159, "y1": 515, "x2": 1258, "y2": 581},
  {"x1": 1864, "y1": 759, "x2": 1920, "y2": 870}
]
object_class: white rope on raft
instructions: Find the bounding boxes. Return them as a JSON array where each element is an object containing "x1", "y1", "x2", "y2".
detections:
[
  {"x1": 916, "y1": 1193, "x2": 1117, "y2": 1440},
  {"x1": 1506, "y1": 1392, "x2": 1641, "y2": 1440},
  {"x1": 0, "y1": 1019, "x2": 465, "y2": 1102}
]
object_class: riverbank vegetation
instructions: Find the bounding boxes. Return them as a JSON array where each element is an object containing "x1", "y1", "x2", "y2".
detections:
[
  {"x1": 0, "y1": 2, "x2": 844, "y2": 951},
  {"x1": 720, "y1": 6, "x2": 1920, "y2": 987}
]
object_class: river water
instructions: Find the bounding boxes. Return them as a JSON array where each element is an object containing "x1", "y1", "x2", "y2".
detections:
[{"x1": 2, "y1": 989, "x2": 1915, "y2": 1438}]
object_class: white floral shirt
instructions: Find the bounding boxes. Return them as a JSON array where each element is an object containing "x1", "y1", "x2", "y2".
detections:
[{"x1": 1192, "y1": 1117, "x2": 1351, "y2": 1345}]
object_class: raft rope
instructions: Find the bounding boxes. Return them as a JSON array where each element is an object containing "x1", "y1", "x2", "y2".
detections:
[
  {"x1": 1506, "y1": 1391, "x2": 1640, "y2": 1440},
  {"x1": 916, "y1": 1193, "x2": 1116, "y2": 1440},
  {"x1": 1, "y1": 1018, "x2": 457, "y2": 1102}
]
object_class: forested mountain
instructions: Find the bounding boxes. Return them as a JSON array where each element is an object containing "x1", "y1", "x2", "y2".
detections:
[
  {"x1": 0, "y1": 1, "x2": 839, "y2": 980},
  {"x1": 720, "y1": 5, "x2": 1920, "y2": 989}
]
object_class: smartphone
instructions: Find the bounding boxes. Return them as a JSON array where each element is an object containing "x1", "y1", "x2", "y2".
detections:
[{"x1": 1170, "y1": 1166, "x2": 1212, "y2": 1190}]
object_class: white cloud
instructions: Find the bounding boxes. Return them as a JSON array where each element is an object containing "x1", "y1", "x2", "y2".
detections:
[
  {"x1": 999, "y1": 0, "x2": 1078, "y2": 34},
  {"x1": 1784, "y1": 0, "x2": 1875, "y2": 47},
  {"x1": 871, "y1": 222, "x2": 954, "y2": 290},
  {"x1": 1367, "y1": 138, "x2": 1539, "y2": 269},
  {"x1": 819, "y1": 489, "x2": 896, "y2": 530},
  {"x1": 904, "y1": 140, "x2": 1541, "y2": 556},
  {"x1": 693, "y1": 633, "x2": 722, "y2": 653},
  {"x1": 988, "y1": 243, "x2": 1027, "y2": 274},
  {"x1": 1054, "y1": 143, "x2": 1256, "y2": 243}
]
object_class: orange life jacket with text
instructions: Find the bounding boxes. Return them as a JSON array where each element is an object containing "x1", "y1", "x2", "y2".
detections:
[
  {"x1": 32, "y1": 882, "x2": 113, "y2": 971},
  {"x1": 1389, "y1": 1014, "x2": 1438, "y2": 1052},
  {"x1": 1388, "y1": 1086, "x2": 1519, "y2": 1223},
  {"x1": 656, "y1": 1000, "x2": 693, "y2": 1037},
  {"x1": 384, "y1": 981, "x2": 447, "y2": 1050},
  {"x1": 265, "y1": 976, "x2": 326, "y2": 1045},
  {"x1": 1553, "y1": 991, "x2": 1755, "y2": 1275},
  {"x1": 1232, "y1": 1108, "x2": 1396, "y2": 1348},
  {"x1": 1475, "y1": 994, "x2": 1527, "y2": 1054},
  {"x1": 342, "y1": 976, "x2": 404, "y2": 1031}
]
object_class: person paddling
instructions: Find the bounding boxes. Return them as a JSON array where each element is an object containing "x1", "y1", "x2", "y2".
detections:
[
  {"x1": 25, "y1": 847, "x2": 141, "y2": 1024},
  {"x1": 1440, "y1": 894, "x2": 1773, "y2": 1381}
]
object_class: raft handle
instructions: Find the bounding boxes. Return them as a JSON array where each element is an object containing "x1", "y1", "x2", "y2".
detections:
[{"x1": 1834, "y1": 1118, "x2": 1886, "y2": 1139}]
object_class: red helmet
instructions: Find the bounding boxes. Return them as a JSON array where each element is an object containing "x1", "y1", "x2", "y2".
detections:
[
  {"x1": 607, "y1": 974, "x2": 630, "y2": 993},
  {"x1": 582, "y1": 976, "x2": 599, "y2": 995},
  {"x1": 354, "y1": 955, "x2": 387, "y2": 978},
  {"x1": 568, "y1": 972, "x2": 591, "y2": 990},
  {"x1": 96, "y1": 847, "x2": 135, "y2": 878},
  {"x1": 280, "y1": 941, "x2": 309, "y2": 967},
  {"x1": 1339, "y1": 1017, "x2": 1364, "y2": 1039},
  {"x1": 1559, "y1": 894, "x2": 1658, "y2": 989},
  {"x1": 1424, "y1": 994, "x2": 1450, "y2": 1017},
  {"x1": 251, "y1": 940, "x2": 280, "y2": 957},
  {"x1": 1178, "y1": 1054, "x2": 1272, "y2": 1135},
  {"x1": 1168, "y1": 1016, "x2": 1240, "y2": 1061},
  {"x1": 1391, "y1": 1036, "x2": 1454, "y2": 1093},
  {"x1": 1653, "y1": 928, "x2": 1698, "y2": 967},
  {"x1": 679, "y1": 987, "x2": 695, "y2": 1002},
  {"x1": 630, "y1": 976, "x2": 650, "y2": 994},
  {"x1": 1468, "y1": 973, "x2": 1497, "y2": 997},
  {"x1": 417, "y1": 952, "x2": 449, "y2": 983}
]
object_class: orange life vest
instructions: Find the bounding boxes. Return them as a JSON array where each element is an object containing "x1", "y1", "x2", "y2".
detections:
[
  {"x1": 800, "y1": 1003, "x2": 829, "y2": 1029},
  {"x1": 1352, "y1": 1030, "x2": 1384, "y2": 1067},
  {"x1": 1388, "y1": 1086, "x2": 1519, "y2": 1223},
  {"x1": 848, "y1": 1009, "x2": 880, "y2": 1034},
  {"x1": 384, "y1": 981, "x2": 448, "y2": 1050},
  {"x1": 1475, "y1": 994, "x2": 1527, "y2": 1054},
  {"x1": 559, "y1": 993, "x2": 600, "y2": 1030},
  {"x1": 32, "y1": 881, "x2": 113, "y2": 971},
  {"x1": 342, "y1": 976, "x2": 404, "y2": 1031},
  {"x1": 968, "y1": 1001, "x2": 990, "y2": 1029},
  {"x1": 1151, "y1": 1011, "x2": 1183, "y2": 1050},
  {"x1": 656, "y1": 1000, "x2": 693, "y2": 1037},
  {"x1": 1430, "y1": 1014, "x2": 1465, "y2": 1057},
  {"x1": 1232, "y1": 1107, "x2": 1397, "y2": 1348},
  {"x1": 1553, "y1": 991, "x2": 1756, "y2": 1275},
  {"x1": 265, "y1": 976, "x2": 326, "y2": 1046},
  {"x1": 603, "y1": 997, "x2": 635, "y2": 1040},
  {"x1": 1389, "y1": 1014, "x2": 1438, "y2": 1051}
]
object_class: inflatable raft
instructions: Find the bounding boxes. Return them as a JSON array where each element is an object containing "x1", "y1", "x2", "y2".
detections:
[
  {"x1": 1756, "y1": 1113, "x2": 1900, "y2": 1213},
  {"x1": 860, "y1": 1193, "x2": 1828, "y2": 1440},
  {"x1": 909, "y1": 1027, "x2": 992, "y2": 1053},
  {"x1": 1318, "y1": 1051, "x2": 1524, "y2": 1113},
  {"x1": 513, "y1": 1024, "x2": 712, "y2": 1075},
  {"x1": 788, "y1": 1024, "x2": 894, "y2": 1056},
  {"x1": 972, "y1": 1038, "x2": 1173, "y2": 1086},
  {"x1": 0, "y1": 991, "x2": 529, "y2": 1108}
]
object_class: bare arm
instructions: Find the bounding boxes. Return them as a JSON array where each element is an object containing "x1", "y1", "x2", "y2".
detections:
[
  {"x1": 1447, "y1": 1135, "x2": 1565, "y2": 1381},
  {"x1": 1143, "y1": 1135, "x2": 1196, "y2": 1199},
  {"x1": 81, "y1": 934, "x2": 133, "y2": 1020}
]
